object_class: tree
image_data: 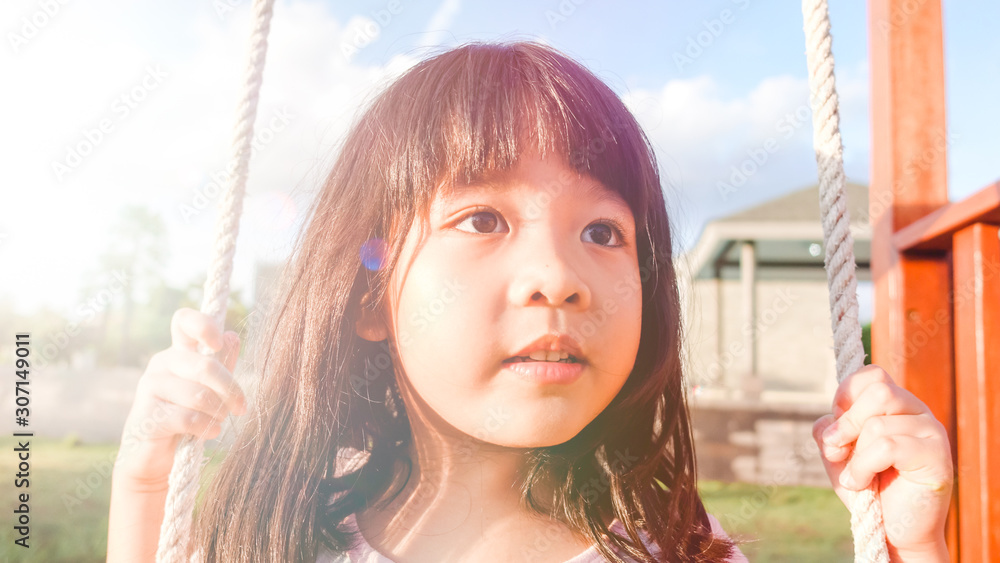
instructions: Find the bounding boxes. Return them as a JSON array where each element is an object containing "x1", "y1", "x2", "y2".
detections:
[{"x1": 84, "y1": 205, "x2": 169, "y2": 365}]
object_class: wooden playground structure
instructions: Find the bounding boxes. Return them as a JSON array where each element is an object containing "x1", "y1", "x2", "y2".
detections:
[{"x1": 868, "y1": 1, "x2": 999, "y2": 560}]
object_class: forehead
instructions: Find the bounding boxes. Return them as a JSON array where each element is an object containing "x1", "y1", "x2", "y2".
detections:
[{"x1": 434, "y1": 174, "x2": 632, "y2": 213}]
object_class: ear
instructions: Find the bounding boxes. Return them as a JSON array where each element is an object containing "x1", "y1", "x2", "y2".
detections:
[{"x1": 355, "y1": 291, "x2": 389, "y2": 342}]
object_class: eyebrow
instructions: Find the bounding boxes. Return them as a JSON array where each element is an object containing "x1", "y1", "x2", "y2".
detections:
[{"x1": 440, "y1": 177, "x2": 630, "y2": 210}]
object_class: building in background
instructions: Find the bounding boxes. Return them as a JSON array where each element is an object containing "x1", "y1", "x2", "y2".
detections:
[{"x1": 679, "y1": 183, "x2": 871, "y2": 485}]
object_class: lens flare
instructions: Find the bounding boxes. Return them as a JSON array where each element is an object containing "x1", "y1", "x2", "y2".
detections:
[{"x1": 360, "y1": 238, "x2": 387, "y2": 271}]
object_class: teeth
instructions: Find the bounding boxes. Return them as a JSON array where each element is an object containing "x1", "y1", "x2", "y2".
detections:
[{"x1": 527, "y1": 350, "x2": 570, "y2": 362}]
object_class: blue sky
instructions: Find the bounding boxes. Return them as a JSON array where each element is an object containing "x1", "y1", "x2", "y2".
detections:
[{"x1": 2, "y1": 0, "x2": 998, "y2": 315}]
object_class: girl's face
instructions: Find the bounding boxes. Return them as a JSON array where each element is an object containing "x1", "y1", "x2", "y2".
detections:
[{"x1": 359, "y1": 151, "x2": 643, "y2": 448}]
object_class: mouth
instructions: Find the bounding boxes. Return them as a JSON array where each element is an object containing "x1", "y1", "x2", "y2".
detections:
[
  {"x1": 502, "y1": 354, "x2": 586, "y2": 384},
  {"x1": 503, "y1": 355, "x2": 583, "y2": 364}
]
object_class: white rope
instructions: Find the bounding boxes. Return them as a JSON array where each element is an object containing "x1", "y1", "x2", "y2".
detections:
[
  {"x1": 156, "y1": 0, "x2": 276, "y2": 560},
  {"x1": 801, "y1": 1, "x2": 890, "y2": 561}
]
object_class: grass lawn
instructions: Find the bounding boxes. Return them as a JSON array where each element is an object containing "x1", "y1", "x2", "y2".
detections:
[
  {"x1": 0, "y1": 438, "x2": 853, "y2": 562},
  {"x1": 698, "y1": 479, "x2": 853, "y2": 561}
]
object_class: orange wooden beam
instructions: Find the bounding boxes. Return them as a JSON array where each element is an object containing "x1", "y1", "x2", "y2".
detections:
[
  {"x1": 894, "y1": 182, "x2": 1000, "y2": 252},
  {"x1": 953, "y1": 223, "x2": 1000, "y2": 562},
  {"x1": 868, "y1": 0, "x2": 958, "y2": 558}
]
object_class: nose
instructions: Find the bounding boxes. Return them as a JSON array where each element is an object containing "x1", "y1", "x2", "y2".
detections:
[{"x1": 507, "y1": 230, "x2": 592, "y2": 310}]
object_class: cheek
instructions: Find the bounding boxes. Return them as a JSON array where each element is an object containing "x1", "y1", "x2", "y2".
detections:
[
  {"x1": 396, "y1": 263, "x2": 471, "y2": 341},
  {"x1": 601, "y1": 265, "x2": 644, "y2": 378},
  {"x1": 391, "y1": 253, "x2": 487, "y2": 378}
]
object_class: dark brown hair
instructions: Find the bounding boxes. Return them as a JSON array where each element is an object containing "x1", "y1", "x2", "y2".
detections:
[{"x1": 193, "y1": 41, "x2": 739, "y2": 562}]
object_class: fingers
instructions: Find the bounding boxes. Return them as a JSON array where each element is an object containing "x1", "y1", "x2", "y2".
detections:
[
  {"x1": 149, "y1": 375, "x2": 231, "y2": 422},
  {"x1": 838, "y1": 434, "x2": 951, "y2": 492},
  {"x1": 823, "y1": 365, "x2": 930, "y2": 449},
  {"x1": 813, "y1": 364, "x2": 954, "y2": 501},
  {"x1": 159, "y1": 346, "x2": 247, "y2": 416},
  {"x1": 170, "y1": 307, "x2": 225, "y2": 354},
  {"x1": 830, "y1": 364, "x2": 893, "y2": 417},
  {"x1": 151, "y1": 401, "x2": 227, "y2": 442},
  {"x1": 812, "y1": 414, "x2": 850, "y2": 492},
  {"x1": 819, "y1": 413, "x2": 940, "y2": 463}
]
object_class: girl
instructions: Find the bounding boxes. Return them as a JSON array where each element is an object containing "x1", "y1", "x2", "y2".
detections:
[{"x1": 108, "y1": 41, "x2": 953, "y2": 562}]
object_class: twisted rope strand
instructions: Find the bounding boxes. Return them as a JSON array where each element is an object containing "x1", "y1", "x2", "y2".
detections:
[
  {"x1": 801, "y1": 1, "x2": 889, "y2": 562},
  {"x1": 156, "y1": 0, "x2": 276, "y2": 560}
]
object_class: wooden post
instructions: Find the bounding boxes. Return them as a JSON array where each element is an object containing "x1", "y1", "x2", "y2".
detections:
[
  {"x1": 740, "y1": 241, "x2": 758, "y2": 398},
  {"x1": 868, "y1": 0, "x2": 958, "y2": 558},
  {"x1": 953, "y1": 223, "x2": 1000, "y2": 562}
]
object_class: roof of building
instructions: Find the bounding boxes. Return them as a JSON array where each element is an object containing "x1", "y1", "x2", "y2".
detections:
[
  {"x1": 679, "y1": 184, "x2": 872, "y2": 281},
  {"x1": 716, "y1": 182, "x2": 871, "y2": 224}
]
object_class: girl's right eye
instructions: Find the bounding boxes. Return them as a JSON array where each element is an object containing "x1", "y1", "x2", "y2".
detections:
[{"x1": 454, "y1": 208, "x2": 508, "y2": 235}]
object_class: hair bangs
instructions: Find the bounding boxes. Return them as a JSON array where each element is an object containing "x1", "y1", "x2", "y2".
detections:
[{"x1": 382, "y1": 42, "x2": 652, "y2": 225}]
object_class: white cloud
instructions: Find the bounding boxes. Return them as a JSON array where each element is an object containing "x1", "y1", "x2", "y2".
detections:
[
  {"x1": 0, "y1": 0, "x2": 871, "y2": 315},
  {"x1": 622, "y1": 65, "x2": 870, "y2": 250},
  {"x1": 0, "y1": 0, "x2": 419, "y2": 314}
]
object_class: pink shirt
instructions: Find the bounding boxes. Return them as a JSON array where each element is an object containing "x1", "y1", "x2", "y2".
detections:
[{"x1": 318, "y1": 511, "x2": 748, "y2": 562}]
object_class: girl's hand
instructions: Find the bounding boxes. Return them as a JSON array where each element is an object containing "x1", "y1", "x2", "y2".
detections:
[
  {"x1": 113, "y1": 308, "x2": 247, "y2": 491},
  {"x1": 812, "y1": 365, "x2": 953, "y2": 561}
]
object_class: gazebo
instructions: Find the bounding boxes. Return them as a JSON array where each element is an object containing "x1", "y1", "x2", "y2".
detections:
[
  {"x1": 680, "y1": 183, "x2": 871, "y2": 402},
  {"x1": 679, "y1": 184, "x2": 872, "y2": 488}
]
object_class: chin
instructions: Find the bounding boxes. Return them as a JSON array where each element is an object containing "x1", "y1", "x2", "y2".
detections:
[{"x1": 469, "y1": 415, "x2": 587, "y2": 449}]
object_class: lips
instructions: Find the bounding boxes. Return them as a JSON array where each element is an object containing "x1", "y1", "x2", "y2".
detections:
[{"x1": 503, "y1": 333, "x2": 586, "y2": 365}]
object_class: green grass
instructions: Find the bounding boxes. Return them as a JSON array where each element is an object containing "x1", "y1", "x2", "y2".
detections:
[
  {"x1": 698, "y1": 479, "x2": 854, "y2": 561},
  {"x1": 1, "y1": 437, "x2": 118, "y2": 562},
  {"x1": 0, "y1": 439, "x2": 853, "y2": 562}
]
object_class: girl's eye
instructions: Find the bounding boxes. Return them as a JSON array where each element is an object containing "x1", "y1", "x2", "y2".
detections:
[
  {"x1": 583, "y1": 221, "x2": 626, "y2": 248},
  {"x1": 454, "y1": 208, "x2": 626, "y2": 248},
  {"x1": 455, "y1": 209, "x2": 507, "y2": 234}
]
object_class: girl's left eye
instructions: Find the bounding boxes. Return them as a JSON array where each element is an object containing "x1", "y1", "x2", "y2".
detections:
[{"x1": 582, "y1": 221, "x2": 626, "y2": 247}]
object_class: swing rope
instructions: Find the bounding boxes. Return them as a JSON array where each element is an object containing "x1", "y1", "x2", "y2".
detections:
[
  {"x1": 156, "y1": 0, "x2": 276, "y2": 561},
  {"x1": 801, "y1": 1, "x2": 890, "y2": 561}
]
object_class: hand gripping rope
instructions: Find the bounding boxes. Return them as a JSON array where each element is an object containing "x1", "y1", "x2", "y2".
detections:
[
  {"x1": 156, "y1": 2, "x2": 891, "y2": 561},
  {"x1": 155, "y1": 0, "x2": 275, "y2": 561},
  {"x1": 801, "y1": 1, "x2": 890, "y2": 561}
]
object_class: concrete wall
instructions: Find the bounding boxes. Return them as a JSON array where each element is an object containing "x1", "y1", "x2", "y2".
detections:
[
  {"x1": 680, "y1": 277, "x2": 843, "y2": 486},
  {"x1": 690, "y1": 400, "x2": 831, "y2": 487},
  {"x1": 683, "y1": 278, "x2": 840, "y2": 401}
]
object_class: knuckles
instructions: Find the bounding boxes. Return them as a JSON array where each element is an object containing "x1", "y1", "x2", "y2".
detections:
[
  {"x1": 868, "y1": 381, "x2": 896, "y2": 407},
  {"x1": 862, "y1": 415, "x2": 888, "y2": 439}
]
